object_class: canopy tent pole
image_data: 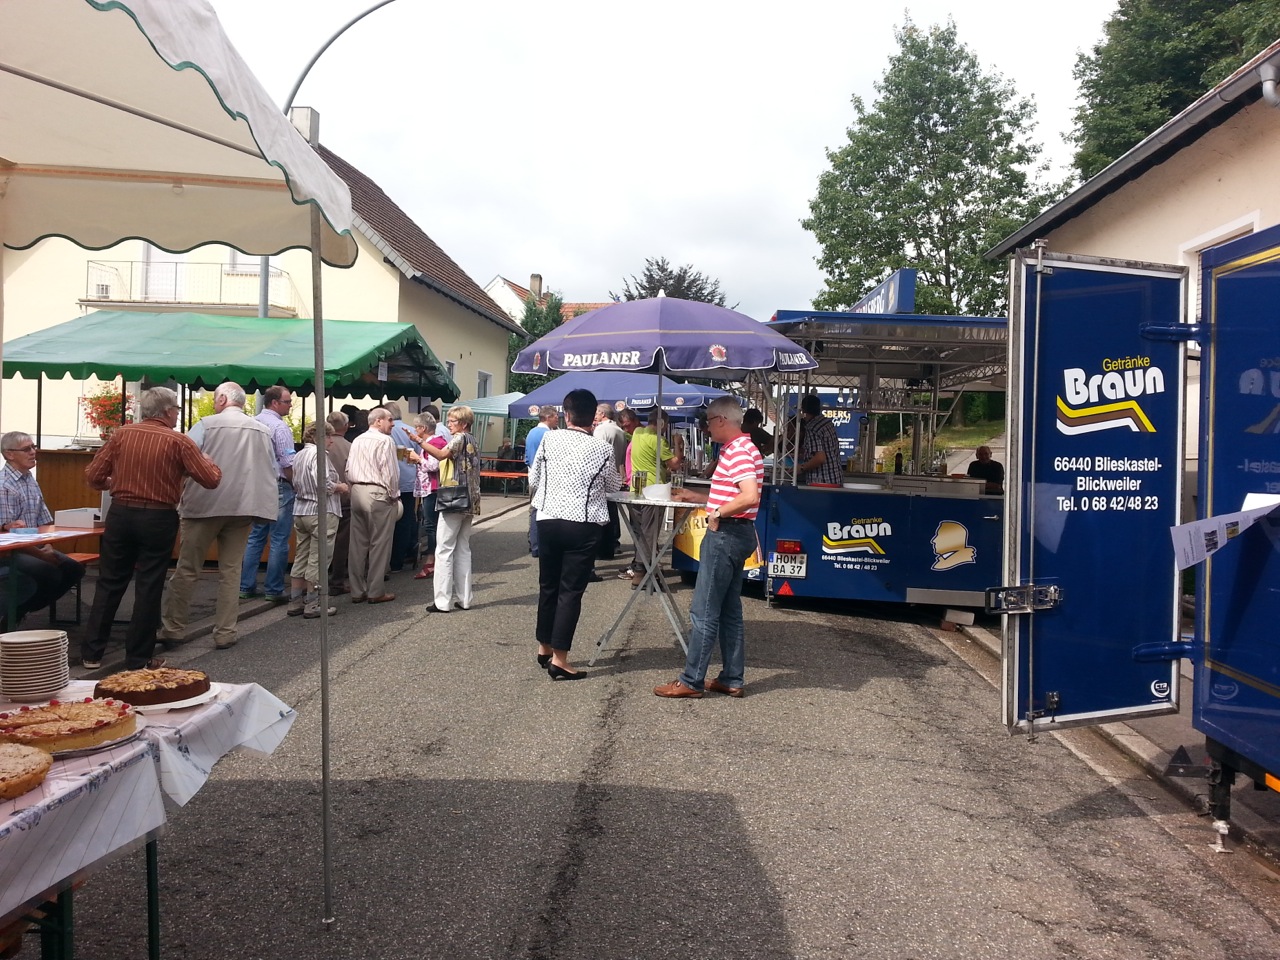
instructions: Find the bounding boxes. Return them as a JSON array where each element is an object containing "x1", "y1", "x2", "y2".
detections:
[
  {"x1": 309, "y1": 203, "x2": 336, "y2": 929},
  {"x1": 36, "y1": 376, "x2": 42, "y2": 449}
]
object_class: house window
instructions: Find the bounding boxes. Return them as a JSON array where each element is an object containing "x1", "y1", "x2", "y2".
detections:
[
  {"x1": 445, "y1": 361, "x2": 456, "y2": 382},
  {"x1": 476, "y1": 371, "x2": 492, "y2": 399}
]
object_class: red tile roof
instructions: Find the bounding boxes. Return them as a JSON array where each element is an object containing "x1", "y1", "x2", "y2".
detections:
[
  {"x1": 497, "y1": 278, "x2": 611, "y2": 325},
  {"x1": 561, "y1": 301, "x2": 612, "y2": 321},
  {"x1": 318, "y1": 146, "x2": 518, "y2": 333}
]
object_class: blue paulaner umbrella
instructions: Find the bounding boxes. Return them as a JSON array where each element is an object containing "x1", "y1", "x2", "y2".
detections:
[{"x1": 511, "y1": 296, "x2": 817, "y2": 377}]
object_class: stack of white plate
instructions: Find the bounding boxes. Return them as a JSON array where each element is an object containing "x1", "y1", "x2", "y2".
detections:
[{"x1": 0, "y1": 630, "x2": 70, "y2": 702}]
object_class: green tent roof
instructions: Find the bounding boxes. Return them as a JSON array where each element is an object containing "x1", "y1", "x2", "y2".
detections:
[{"x1": 2, "y1": 311, "x2": 460, "y2": 401}]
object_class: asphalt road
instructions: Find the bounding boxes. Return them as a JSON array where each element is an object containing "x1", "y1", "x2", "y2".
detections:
[{"x1": 24, "y1": 506, "x2": 1280, "y2": 959}]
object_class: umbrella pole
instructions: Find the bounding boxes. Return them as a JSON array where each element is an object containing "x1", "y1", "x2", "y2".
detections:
[{"x1": 309, "y1": 205, "x2": 336, "y2": 929}]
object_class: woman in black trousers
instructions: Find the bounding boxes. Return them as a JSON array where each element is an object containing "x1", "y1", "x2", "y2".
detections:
[{"x1": 527, "y1": 389, "x2": 620, "y2": 680}]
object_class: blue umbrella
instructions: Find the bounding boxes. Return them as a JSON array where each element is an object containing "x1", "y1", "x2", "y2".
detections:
[
  {"x1": 511, "y1": 296, "x2": 817, "y2": 376},
  {"x1": 508, "y1": 372, "x2": 737, "y2": 419}
]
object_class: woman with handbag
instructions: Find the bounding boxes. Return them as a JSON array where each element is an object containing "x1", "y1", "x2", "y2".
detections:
[
  {"x1": 417, "y1": 405, "x2": 481, "y2": 613},
  {"x1": 528, "y1": 389, "x2": 619, "y2": 680}
]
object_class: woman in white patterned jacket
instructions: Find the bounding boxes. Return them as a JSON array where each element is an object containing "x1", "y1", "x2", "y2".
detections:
[{"x1": 528, "y1": 388, "x2": 619, "y2": 680}]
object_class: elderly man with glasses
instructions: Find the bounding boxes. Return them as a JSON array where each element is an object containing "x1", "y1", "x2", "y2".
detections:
[
  {"x1": 0, "y1": 431, "x2": 85, "y2": 627},
  {"x1": 83, "y1": 387, "x2": 221, "y2": 670}
]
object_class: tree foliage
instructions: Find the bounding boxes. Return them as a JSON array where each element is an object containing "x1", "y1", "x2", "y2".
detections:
[
  {"x1": 610, "y1": 257, "x2": 728, "y2": 306},
  {"x1": 507, "y1": 291, "x2": 566, "y2": 396},
  {"x1": 802, "y1": 18, "x2": 1053, "y2": 318},
  {"x1": 1071, "y1": 0, "x2": 1280, "y2": 181}
]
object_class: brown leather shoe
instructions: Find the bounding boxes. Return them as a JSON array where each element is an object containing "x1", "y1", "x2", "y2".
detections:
[
  {"x1": 368, "y1": 593, "x2": 396, "y2": 604},
  {"x1": 653, "y1": 679, "x2": 703, "y2": 698},
  {"x1": 706, "y1": 678, "x2": 744, "y2": 698}
]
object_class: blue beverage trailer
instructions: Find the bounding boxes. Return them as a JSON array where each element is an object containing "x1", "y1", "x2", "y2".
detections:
[
  {"x1": 999, "y1": 240, "x2": 1280, "y2": 829},
  {"x1": 672, "y1": 310, "x2": 1007, "y2": 607}
]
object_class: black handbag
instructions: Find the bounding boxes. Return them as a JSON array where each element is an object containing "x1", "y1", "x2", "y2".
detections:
[
  {"x1": 436, "y1": 434, "x2": 474, "y2": 513},
  {"x1": 436, "y1": 484, "x2": 471, "y2": 513}
]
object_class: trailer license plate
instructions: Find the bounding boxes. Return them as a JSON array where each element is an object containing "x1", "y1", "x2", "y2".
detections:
[{"x1": 769, "y1": 553, "x2": 807, "y2": 578}]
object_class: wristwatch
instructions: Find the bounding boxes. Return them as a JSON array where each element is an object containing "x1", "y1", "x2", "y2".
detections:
[{"x1": 709, "y1": 508, "x2": 721, "y2": 521}]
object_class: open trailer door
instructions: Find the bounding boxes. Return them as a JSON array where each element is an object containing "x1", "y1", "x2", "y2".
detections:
[
  {"x1": 1195, "y1": 225, "x2": 1280, "y2": 789},
  {"x1": 999, "y1": 248, "x2": 1188, "y2": 735}
]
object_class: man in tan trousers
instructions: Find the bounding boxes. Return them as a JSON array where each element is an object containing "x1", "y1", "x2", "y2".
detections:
[
  {"x1": 345, "y1": 406, "x2": 400, "y2": 604},
  {"x1": 160, "y1": 382, "x2": 278, "y2": 650}
]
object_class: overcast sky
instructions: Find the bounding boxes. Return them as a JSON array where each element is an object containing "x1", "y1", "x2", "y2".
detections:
[{"x1": 213, "y1": 0, "x2": 1118, "y2": 321}]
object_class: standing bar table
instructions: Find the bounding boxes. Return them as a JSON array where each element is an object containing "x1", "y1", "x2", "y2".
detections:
[{"x1": 593, "y1": 492, "x2": 695, "y2": 665}]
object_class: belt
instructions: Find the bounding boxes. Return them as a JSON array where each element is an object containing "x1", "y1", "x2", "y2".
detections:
[
  {"x1": 716, "y1": 516, "x2": 754, "y2": 525},
  {"x1": 113, "y1": 499, "x2": 176, "y2": 511},
  {"x1": 351, "y1": 481, "x2": 380, "y2": 485}
]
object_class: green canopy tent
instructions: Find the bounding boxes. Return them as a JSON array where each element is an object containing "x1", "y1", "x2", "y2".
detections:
[{"x1": 3, "y1": 310, "x2": 459, "y2": 399}]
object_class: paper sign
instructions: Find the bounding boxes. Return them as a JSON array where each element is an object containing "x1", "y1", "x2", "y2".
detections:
[
  {"x1": 1169, "y1": 495, "x2": 1280, "y2": 570},
  {"x1": 377, "y1": 361, "x2": 388, "y2": 382}
]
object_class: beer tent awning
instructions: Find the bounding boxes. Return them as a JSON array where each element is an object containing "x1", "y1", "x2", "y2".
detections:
[{"x1": 2, "y1": 310, "x2": 459, "y2": 400}]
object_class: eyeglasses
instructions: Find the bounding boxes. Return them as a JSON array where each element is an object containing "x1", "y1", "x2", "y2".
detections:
[
  {"x1": 447, "y1": 417, "x2": 461, "y2": 424},
  {"x1": 707, "y1": 415, "x2": 727, "y2": 425},
  {"x1": 6, "y1": 445, "x2": 36, "y2": 454}
]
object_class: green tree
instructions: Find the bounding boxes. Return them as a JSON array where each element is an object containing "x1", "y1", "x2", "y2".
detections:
[
  {"x1": 610, "y1": 256, "x2": 728, "y2": 306},
  {"x1": 1071, "y1": 0, "x2": 1280, "y2": 181},
  {"x1": 803, "y1": 18, "x2": 1053, "y2": 318},
  {"x1": 507, "y1": 291, "x2": 567, "y2": 397}
]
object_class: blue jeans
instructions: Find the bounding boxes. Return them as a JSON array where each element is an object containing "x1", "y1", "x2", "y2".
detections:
[
  {"x1": 419, "y1": 492, "x2": 439, "y2": 555},
  {"x1": 241, "y1": 480, "x2": 296, "y2": 596},
  {"x1": 679, "y1": 522, "x2": 756, "y2": 691}
]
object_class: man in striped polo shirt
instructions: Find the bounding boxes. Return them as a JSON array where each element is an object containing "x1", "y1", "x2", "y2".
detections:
[{"x1": 654, "y1": 395, "x2": 763, "y2": 699}]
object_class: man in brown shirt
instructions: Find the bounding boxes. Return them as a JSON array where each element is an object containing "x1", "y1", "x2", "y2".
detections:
[{"x1": 82, "y1": 387, "x2": 221, "y2": 670}]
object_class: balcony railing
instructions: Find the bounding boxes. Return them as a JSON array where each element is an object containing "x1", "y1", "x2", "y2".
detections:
[{"x1": 85, "y1": 261, "x2": 302, "y2": 315}]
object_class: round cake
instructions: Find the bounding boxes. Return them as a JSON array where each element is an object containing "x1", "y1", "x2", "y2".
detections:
[
  {"x1": 94, "y1": 667, "x2": 210, "y2": 707},
  {"x1": 0, "y1": 743, "x2": 54, "y2": 801},
  {"x1": 0, "y1": 698, "x2": 136, "y2": 753}
]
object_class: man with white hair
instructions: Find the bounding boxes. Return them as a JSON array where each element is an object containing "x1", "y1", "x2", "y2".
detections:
[
  {"x1": 159, "y1": 382, "x2": 277, "y2": 651},
  {"x1": 655, "y1": 395, "x2": 762, "y2": 699},
  {"x1": 345, "y1": 406, "x2": 400, "y2": 604},
  {"x1": 83, "y1": 387, "x2": 221, "y2": 670},
  {"x1": 385, "y1": 400, "x2": 420, "y2": 573}
]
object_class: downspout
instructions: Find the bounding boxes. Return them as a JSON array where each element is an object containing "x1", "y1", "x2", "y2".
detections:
[{"x1": 1259, "y1": 60, "x2": 1280, "y2": 107}]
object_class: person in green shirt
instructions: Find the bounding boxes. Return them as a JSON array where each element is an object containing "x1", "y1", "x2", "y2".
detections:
[{"x1": 622, "y1": 410, "x2": 682, "y2": 585}]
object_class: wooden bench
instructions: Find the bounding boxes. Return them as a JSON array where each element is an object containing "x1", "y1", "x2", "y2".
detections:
[
  {"x1": 480, "y1": 459, "x2": 528, "y2": 495},
  {"x1": 50, "y1": 552, "x2": 99, "y2": 626}
]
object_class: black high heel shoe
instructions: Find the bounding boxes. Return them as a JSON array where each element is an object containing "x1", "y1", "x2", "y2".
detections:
[
  {"x1": 537, "y1": 654, "x2": 552, "y2": 669},
  {"x1": 548, "y1": 664, "x2": 587, "y2": 681}
]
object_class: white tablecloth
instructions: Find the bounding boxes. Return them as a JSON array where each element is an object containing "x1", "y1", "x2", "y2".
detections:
[{"x1": 0, "y1": 680, "x2": 296, "y2": 922}]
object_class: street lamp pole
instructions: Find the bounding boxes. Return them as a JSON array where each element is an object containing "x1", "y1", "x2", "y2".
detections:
[{"x1": 256, "y1": 0, "x2": 401, "y2": 319}]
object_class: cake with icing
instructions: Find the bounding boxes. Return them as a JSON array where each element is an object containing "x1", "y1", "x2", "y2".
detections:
[
  {"x1": 94, "y1": 667, "x2": 210, "y2": 706},
  {"x1": 0, "y1": 743, "x2": 54, "y2": 801},
  {"x1": 0, "y1": 698, "x2": 136, "y2": 753}
]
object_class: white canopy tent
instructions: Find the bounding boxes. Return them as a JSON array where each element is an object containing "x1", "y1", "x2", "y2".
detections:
[
  {"x1": 0, "y1": 0, "x2": 360, "y2": 410},
  {"x1": 1, "y1": 0, "x2": 360, "y2": 928}
]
